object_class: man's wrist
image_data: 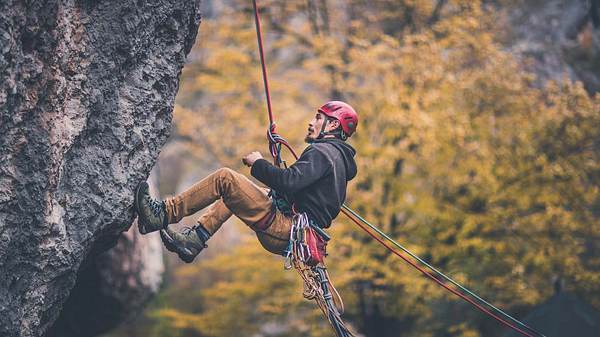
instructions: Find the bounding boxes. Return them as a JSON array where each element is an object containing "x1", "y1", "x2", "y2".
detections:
[
  {"x1": 252, "y1": 158, "x2": 267, "y2": 167},
  {"x1": 250, "y1": 158, "x2": 268, "y2": 176}
]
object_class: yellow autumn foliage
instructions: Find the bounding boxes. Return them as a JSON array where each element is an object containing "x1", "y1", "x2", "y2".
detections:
[{"x1": 108, "y1": 1, "x2": 599, "y2": 337}]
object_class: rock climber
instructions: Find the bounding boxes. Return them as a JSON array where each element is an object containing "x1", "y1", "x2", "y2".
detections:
[{"x1": 135, "y1": 101, "x2": 358, "y2": 263}]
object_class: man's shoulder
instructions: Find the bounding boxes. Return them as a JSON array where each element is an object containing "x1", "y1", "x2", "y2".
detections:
[
  {"x1": 306, "y1": 142, "x2": 340, "y2": 163},
  {"x1": 307, "y1": 142, "x2": 333, "y2": 155}
]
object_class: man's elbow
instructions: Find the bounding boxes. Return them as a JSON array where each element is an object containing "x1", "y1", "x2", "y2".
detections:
[{"x1": 276, "y1": 181, "x2": 301, "y2": 195}]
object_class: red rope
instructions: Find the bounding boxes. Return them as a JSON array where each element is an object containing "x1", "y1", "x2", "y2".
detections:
[
  {"x1": 253, "y1": 0, "x2": 300, "y2": 165},
  {"x1": 252, "y1": 0, "x2": 274, "y2": 126},
  {"x1": 340, "y1": 209, "x2": 534, "y2": 337}
]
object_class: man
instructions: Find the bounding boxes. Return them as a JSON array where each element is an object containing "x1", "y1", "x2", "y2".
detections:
[{"x1": 135, "y1": 101, "x2": 358, "y2": 263}]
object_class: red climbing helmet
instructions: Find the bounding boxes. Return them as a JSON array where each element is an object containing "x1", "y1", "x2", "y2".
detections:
[{"x1": 317, "y1": 101, "x2": 359, "y2": 138}]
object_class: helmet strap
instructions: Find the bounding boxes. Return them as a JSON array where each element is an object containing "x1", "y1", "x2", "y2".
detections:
[
  {"x1": 316, "y1": 119, "x2": 330, "y2": 140},
  {"x1": 317, "y1": 118, "x2": 348, "y2": 141}
]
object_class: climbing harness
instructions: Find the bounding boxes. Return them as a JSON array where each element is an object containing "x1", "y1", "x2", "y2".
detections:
[
  {"x1": 268, "y1": 188, "x2": 294, "y2": 216},
  {"x1": 250, "y1": 1, "x2": 545, "y2": 336}
]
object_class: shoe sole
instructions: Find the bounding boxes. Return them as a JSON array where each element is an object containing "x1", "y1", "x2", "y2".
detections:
[
  {"x1": 160, "y1": 229, "x2": 196, "y2": 263},
  {"x1": 135, "y1": 182, "x2": 151, "y2": 234}
]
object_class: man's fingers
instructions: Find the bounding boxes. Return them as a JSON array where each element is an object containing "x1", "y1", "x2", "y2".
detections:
[{"x1": 241, "y1": 152, "x2": 260, "y2": 167}]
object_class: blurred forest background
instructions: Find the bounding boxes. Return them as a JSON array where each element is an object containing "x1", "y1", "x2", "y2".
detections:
[{"x1": 105, "y1": 0, "x2": 599, "y2": 336}]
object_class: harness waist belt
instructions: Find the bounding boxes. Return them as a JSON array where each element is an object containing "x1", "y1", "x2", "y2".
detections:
[{"x1": 309, "y1": 219, "x2": 331, "y2": 242}]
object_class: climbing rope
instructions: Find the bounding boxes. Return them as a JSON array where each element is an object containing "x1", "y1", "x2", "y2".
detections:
[
  {"x1": 252, "y1": 0, "x2": 274, "y2": 126},
  {"x1": 252, "y1": 0, "x2": 297, "y2": 167},
  {"x1": 250, "y1": 1, "x2": 545, "y2": 336},
  {"x1": 341, "y1": 206, "x2": 546, "y2": 337}
]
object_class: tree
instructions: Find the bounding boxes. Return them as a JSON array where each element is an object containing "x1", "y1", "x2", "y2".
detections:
[{"x1": 116, "y1": 1, "x2": 599, "y2": 336}]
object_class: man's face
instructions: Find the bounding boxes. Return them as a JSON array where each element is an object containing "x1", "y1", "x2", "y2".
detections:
[{"x1": 305, "y1": 112, "x2": 340, "y2": 143}]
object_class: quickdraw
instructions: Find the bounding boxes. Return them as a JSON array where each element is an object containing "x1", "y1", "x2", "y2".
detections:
[
  {"x1": 283, "y1": 212, "x2": 327, "y2": 269},
  {"x1": 284, "y1": 212, "x2": 356, "y2": 337}
]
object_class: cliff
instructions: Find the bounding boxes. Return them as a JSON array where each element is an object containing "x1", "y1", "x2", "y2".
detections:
[{"x1": 0, "y1": 1, "x2": 201, "y2": 336}]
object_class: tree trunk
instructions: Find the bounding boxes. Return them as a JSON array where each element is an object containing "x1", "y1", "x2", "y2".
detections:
[{"x1": 0, "y1": 1, "x2": 201, "y2": 337}]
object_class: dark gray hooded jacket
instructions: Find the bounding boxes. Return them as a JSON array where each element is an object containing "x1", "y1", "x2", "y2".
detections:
[{"x1": 251, "y1": 138, "x2": 357, "y2": 228}]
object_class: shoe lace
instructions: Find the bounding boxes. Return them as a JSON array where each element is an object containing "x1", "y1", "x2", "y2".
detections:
[
  {"x1": 181, "y1": 225, "x2": 209, "y2": 248},
  {"x1": 182, "y1": 226, "x2": 197, "y2": 236},
  {"x1": 147, "y1": 197, "x2": 164, "y2": 218}
]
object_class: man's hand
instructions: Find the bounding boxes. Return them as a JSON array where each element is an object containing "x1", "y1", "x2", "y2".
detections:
[{"x1": 242, "y1": 151, "x2": 263, "y2": 167}]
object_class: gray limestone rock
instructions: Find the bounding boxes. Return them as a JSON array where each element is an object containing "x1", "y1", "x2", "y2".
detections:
[
  {"x1": 45, "y1": 222, "x2": 165, "y2": 337},
  {"x1": 45, "y1": 170, "x2": 165, "y2": 337},
  {"x1": 0, "y1": 1, "x2": 201, "y2": 337},
  {"x1": 506, "y1": 0, "x2": 600, "y2": 93}
]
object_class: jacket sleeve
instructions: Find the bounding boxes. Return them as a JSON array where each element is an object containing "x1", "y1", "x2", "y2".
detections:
[{"x1": 251, "y1": 146, "x2": 332, "y2": 194}]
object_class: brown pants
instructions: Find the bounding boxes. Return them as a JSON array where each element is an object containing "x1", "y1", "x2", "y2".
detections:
[{"x1": 163, "y1": 167, "x2": 291, "y2": 255}]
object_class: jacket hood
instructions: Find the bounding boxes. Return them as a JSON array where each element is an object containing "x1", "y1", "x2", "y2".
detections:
[{"x1": 312, "y1": 138, "x2": 357, "y2": 181}]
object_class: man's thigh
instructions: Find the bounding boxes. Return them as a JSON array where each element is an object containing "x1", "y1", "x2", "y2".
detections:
[
  {"x1": 221, "y1": 168, "x2": 273, "y2": 225},
  {"x1": 255, "y1": 211, "x2": 292, "y2": 255}
]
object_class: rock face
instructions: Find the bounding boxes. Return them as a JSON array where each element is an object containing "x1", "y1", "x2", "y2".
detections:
[
  {"x1": 506, "y1": 0, "x2": 600, "y2": 93},
  {"x1": 0, "y1": 1, "x2": 201, "y2": 337},
  {"x1": 45, "y1": 224, "x2": 165, "y2": 337},
  {"x1": 45, "y1": 171, "x2": 165, "y2": 337}
]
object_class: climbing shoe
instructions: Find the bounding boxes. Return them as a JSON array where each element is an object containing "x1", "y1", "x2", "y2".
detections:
[
  {"x1": 159, "y1": 225, "x2": 211, "y2": 263},
  {"x1": 135, "y1": 181, "x2": 167, "y2": 234}
]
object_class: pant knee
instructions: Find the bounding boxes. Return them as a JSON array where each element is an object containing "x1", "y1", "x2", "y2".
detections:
[
  {"x1": 216, "y1": 167, "x2": 235, "y2": 176},
  {"x1": 214, "y1": 167, "x2": 240, "y2": 191},
  {"x1": 215, "y1": 167, "x2": 236, "y2": 181}
]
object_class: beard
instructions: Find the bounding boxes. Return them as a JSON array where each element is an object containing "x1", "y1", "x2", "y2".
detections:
[{"x1": 304, "y1": 129, "x2": 316, "y2": 143}]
